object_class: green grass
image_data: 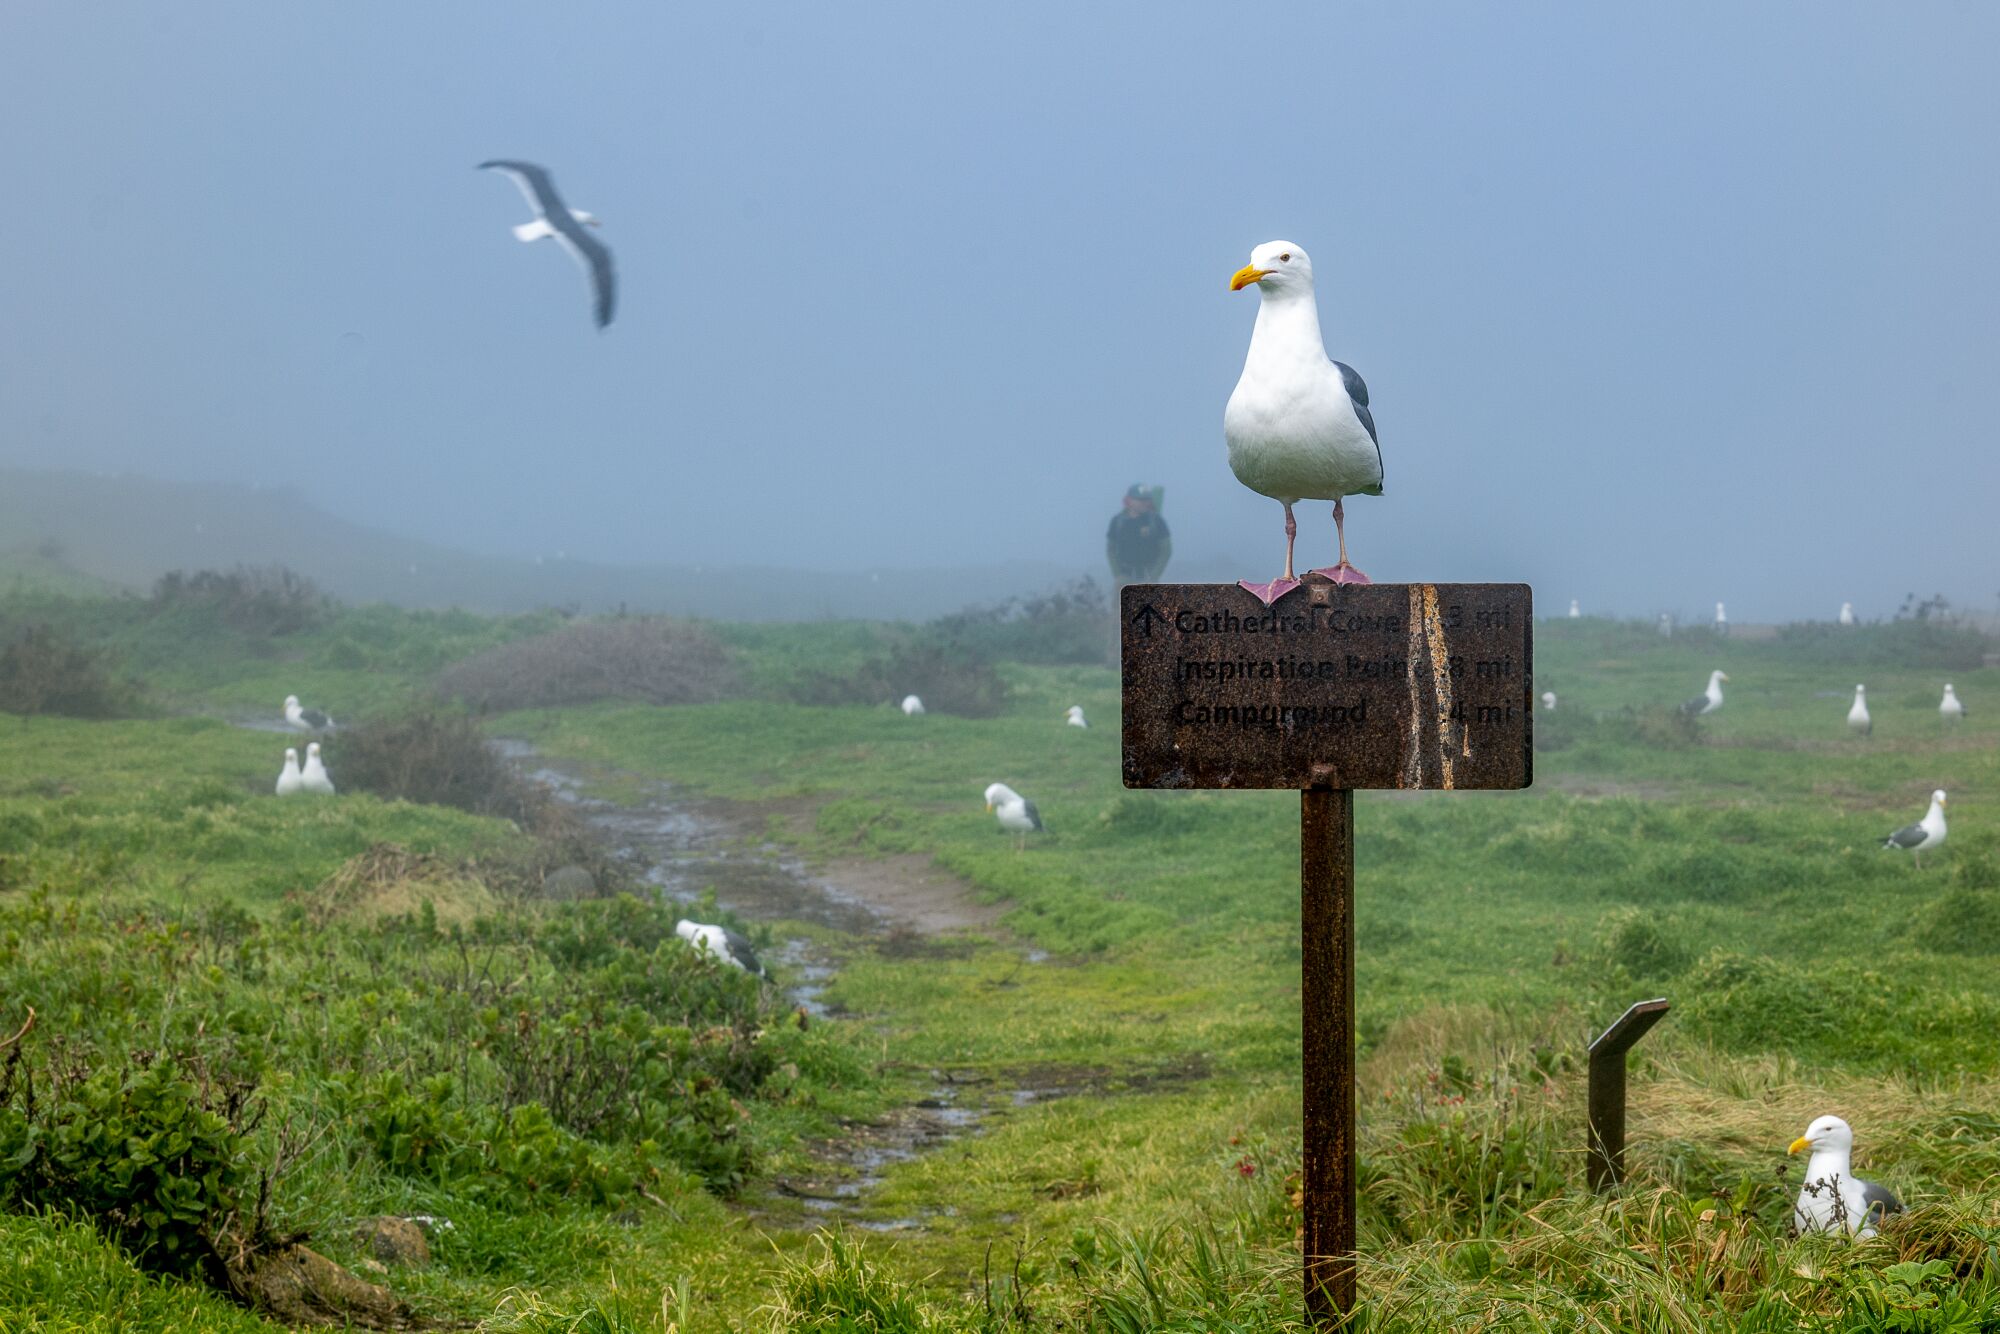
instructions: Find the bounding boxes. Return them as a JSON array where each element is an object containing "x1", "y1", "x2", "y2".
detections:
[{"x1": 2, "y1": 599, "x2": 1997, "y2": 1330}]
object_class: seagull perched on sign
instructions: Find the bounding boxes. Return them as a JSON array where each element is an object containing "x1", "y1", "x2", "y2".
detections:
[
  {"x1": 1224, "y1": 241, "x2": 1383, "y2": 604},
  {"x1": 479, "y1": 160, "x2": 617, "y2": 329},
  {"x1": 984, "y1": 783, "x2": 1044, "y2": 850},
  {"x1": 1789, "y1": 1115, "x2": 1902, "y2": 1238},
  {"x1": 1881, "y1": 790, "x2": 1947, "y2": 869},
  {"x1": 1679, "y1": 670, "x2": 1728, "y2": 716},
  {"x1": 675, "y1": 919, "x2": 765, "y2": 976}
]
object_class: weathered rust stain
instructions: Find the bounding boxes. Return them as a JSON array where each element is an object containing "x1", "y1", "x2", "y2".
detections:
[
  {"x1": 1401, "y1": 587, "x2": 1426, "y2": 788},
  {"x1": 1419, "y1": 585, "x2": 1457, "y2": 790}
]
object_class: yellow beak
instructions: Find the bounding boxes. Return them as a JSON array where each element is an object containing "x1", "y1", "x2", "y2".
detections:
[
  {"x1": 1230, "y1": 264, "x2": 1269, "y2": 292},
  {"x1": 986, "y1": 802, "x2": 995, "y2": 813},
  {"x1": 1788, "y1": 1137, "x2": 1811, "y2": 1156}
]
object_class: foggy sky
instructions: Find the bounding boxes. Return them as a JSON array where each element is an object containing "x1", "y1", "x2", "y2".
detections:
[{"x1": 1, "y1": 3, "x2": 1995, "y2": 623}]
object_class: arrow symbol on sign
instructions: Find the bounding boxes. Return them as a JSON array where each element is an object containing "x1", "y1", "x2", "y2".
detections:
[{"x1": 1131, "y1": 604, "x2": 1166, "y2": 637}]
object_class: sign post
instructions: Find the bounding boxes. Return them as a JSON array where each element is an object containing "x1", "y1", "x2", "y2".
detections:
[{"x1": 1122, "y1": 575, "x2": 1533, "y2": 1322}]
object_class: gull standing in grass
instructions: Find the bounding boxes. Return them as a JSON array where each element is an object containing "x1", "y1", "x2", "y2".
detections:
[
  {"x1": 675, "y1": 919, "x2": 765, "y2": 977},
  {"x1": 1224, "y1": 241, "x2": 1383, "y2": 603},
  {"x1": 1940, "y1": 684, "x2": 1966, "y2": 724},
  {"x1": 1846, "y1": 685, "x2": 1872, "y2": 736},
  {"x1": 984, "y1": 783, "x2": 1044, "y2": 850},
  {"x1": 901, "y1": 694, "x2": 925, "y2": 716},
  {"x1": 1881, "y1": 790, "x2": 1947, "y2": 869},
  {"x1": 1065, "y1": 705, "x2": 1089, "y2": 729},
  {"x1": 1839, "y1": 601, "x2": 1857, "y2": 626},
  {"x1": 284, "y1": 694, "x2": 334, "y2": 733},
  {"x1": 1679, "y1": 670, "x2": 1728, "y2": 716},
  {"x1": 1540, "y1": 691, "x2": 1557, "y2": 712},
  {"x1": 300, "y1": 742, "x2": 336, "y2": 795},
  {"x1": 1568, "y1": 599, "x2": 1581, "y2": 619},
  {"x1": 1789, "y1": 1115, "x2": 1902, "y2": 1237},
  {"x1": 275, "y1": 748, "x2": 303, "y2": 796},
  {"x1": 1714, "y1": 602, "x2": 1728, "y2": 634}
]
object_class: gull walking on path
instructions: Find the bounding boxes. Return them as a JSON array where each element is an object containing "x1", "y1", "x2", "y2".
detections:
[
  {"x1": 275, "y1": 748, "x2": 303, "y2": 797},
  {"x1": 1940, "y1": 684, "x2": 1966, "y2": 724},
  {"x1": 1881, "y1": 790, "x2": 1947, "y2": 869},
  {"x1": 1846, "y1": 685, "x2": 1871, "y2": 736},
  {"x1": 284, "y1": 695, "x2": 333, "y2": 733},
  {"x1": 1680, "y1": 670, "x2": 1728, "y2": 717},
  {"x1": 1789, "y1": 1115, "x2": 1902, "y2": 1238},
  {"x1": 1224, "y1": 241, "x2": 1383, "y2": 603},
  {"x1": 675, "y1": 919, "x2": 765, "y2": 976},
  {"x1": 300, "y1": 742, "x2": 336, "y2": 796},
  {"x1": 479, "y1": 160, "x2": 617, "y2": 329},
  {"x1": 984, "y1": 783, "x2": 1044, "y2": 851}
]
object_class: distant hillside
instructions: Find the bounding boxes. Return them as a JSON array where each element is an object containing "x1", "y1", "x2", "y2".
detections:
[{"x1": 0, "y1": 468, "x2": 1085, "y2": 621}]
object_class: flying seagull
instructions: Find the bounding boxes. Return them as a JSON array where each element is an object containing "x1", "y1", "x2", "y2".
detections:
[
  {"x1": 1789, "y1": 1115, "x2": 1902, "y2": 1238},
  {"x1": 984, "y1": 782, "x2": 1044, "y2": 851},
  {"x1": 675, "y1": 919, "x2": 765, "y2": 976},
  {"x1": 1679, "y1": 670, "x2": 1728, "y2": 717},
  {"x1": 1065, "y1": 705, "x2": 1089, "y2": 729},
  {"x1": 275, "y1": 748, "x2": 303, "y2": 797},
  {"x1": 1940, "y1": 684, "x2": 1966, "y2": 724},
  {"x1": 283, "y1": 694, "x2": 333, "y2": 733},
  {"x1": 1225, "y1": 241, "x2": 1383, "y2": 604},
  {"x1": 1881, "y1": 789, "x2": 1947, "y2": 869},
  {"x1": 300, "y1": 742, "x2": 336, "y2": 796},
  {"x1": 479, "y1": 160, "x2": 617, "y2": 329},
  {"x1": 1846, "y1": 685, "x2": 1872, "y2": 736}
]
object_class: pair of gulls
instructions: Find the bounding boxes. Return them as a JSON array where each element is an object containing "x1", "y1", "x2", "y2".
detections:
[
  {"x1": 275, "y1": 744, "x2": 335, "y2": 796},
  {"x1": 1846, "y1": 684, "x2": 1967, "y2": 734}
]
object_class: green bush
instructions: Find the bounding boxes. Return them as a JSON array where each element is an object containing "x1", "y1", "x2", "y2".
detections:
[
  {"x1": 927, "y1": 578, "x2": 1111, "y2": 667},
  {"x1": 793, "y1": 639, "x2": 1009, "y2": 717},
  {"x1": 0, "y1": 623, "x2": 142, "y2": 718},
  {"x1": 149, "y1": 566, "x2": 330, "y2": 638}
]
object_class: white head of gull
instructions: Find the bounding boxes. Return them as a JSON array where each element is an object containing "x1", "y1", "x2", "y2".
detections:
[
  {"x1": 674, "y1": 919, "x2": 764, "y2": 976},
  {"x1": 1789, "y1": 1114, "x2": 1902, "y2": 1237},
  {"x1": 275, "y1": 748, "x2": 303, "y2": 797},
  {"x1": 300, "y1": 742, "x2": 336, "y2": 796},
  {"x1": 1224, "y1": 241, "x2": 1383, "y2": 602},
  {"x1": 1881, "y1": 790, "x2": 1947, "y2": 868},
  {"x1": 983, "y1": 783, "x2": 1044, "y2": 850}
]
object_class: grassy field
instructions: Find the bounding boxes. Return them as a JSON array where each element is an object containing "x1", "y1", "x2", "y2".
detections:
[{"x1": 2, "y1": 587, "x2": 1998, "y2": 1331}]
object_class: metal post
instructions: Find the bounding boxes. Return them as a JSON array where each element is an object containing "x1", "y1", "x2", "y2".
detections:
[
  {"x1": 1586, "y1": 998, "x2": 1671, "y2": 1191},
  {"x1": 1300, "y1": 787, "x2": 1356, "y2": 1322}
]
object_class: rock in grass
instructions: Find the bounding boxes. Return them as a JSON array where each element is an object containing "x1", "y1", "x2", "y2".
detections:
[
  {"x1": 543, "y1": 864, "x2": 597, "y2": 900},
  {"x1": 353, "y1": 1216, "x2": 430, "y2": 1268}
]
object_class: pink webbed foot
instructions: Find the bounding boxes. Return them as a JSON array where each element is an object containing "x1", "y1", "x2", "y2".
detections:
[
  {"x1": 1238, "y1": 577, "x2": 1302, "y2": 606},
  {"x1": 1306, "y1": 564, "x2": 1372, "y2": 585}
]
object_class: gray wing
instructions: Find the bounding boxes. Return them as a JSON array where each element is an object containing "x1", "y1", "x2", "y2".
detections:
[
  {"x1": 551, "y1": 224, "x2": 617, "y2": 328},
  {"x1": 721, "y1": 928, "x2": 763, "y2": 976},
  {"x1": 1022, "y1": 800, "x2": 1044, "y2": 832},
  {"x1": 1858, "y1": 1180, "x2": 1902, "y2": 1223},
  {"x1": 1332, "y1": 360, "x2": 1382, "y2": 480},
  {"x1": 301, "y1": 708, "x2": 331, "y2": 729},
  {"x1": 1679, "y1": 696, "x2": 1708, "y2": 715},
  {"x1": 479, "y1": 159, "x2": 561, "y2": 217},
  {"x1": 1882, "y1": 822, "x2": 1927, "y2": 849}
]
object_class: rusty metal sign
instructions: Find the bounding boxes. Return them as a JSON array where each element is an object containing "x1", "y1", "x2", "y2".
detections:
[{"x1": 1121, "y1": 578, "x2": 1533, "y2": 791}]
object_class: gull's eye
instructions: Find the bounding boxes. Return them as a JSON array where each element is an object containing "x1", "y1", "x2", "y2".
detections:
[{"x1": 1279, "y1": 252, "x2": 1292, "y2": 262}]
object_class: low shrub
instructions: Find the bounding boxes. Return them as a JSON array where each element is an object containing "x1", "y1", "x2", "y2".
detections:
[
  {"x1": 0, "y1": 623, "x2": 142, "y2": 718},
  {"x1": 332, "y1": 710, "x2": 542, "y2": 823},
  {"x1": 927, "y1": 577, "x2": 1112, "y2": 666},
  {"x1": 149, "y1": 566, "x2": 330, "y2": 637},
  {"x1": 794, "y1": 639, "x2": 1008, "y2": 717},
  {"x1": 437, "y1": 617, "x2": 741, "y2": 713}
]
